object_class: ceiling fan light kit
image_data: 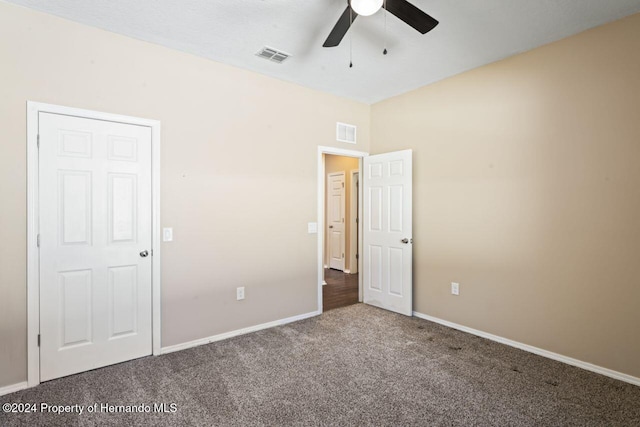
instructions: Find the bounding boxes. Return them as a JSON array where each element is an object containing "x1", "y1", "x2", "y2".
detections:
[
  {"x1": 350, "y1": 0, "x2": 383, "y2": 17},
  {"x1": 323, "y1": 0, "x2": 439, "y2": 48}
]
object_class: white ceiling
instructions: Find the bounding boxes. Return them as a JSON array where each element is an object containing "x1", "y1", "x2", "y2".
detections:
[{"x1": 7, "y1": 0, "x2": 640, "y2": 103}]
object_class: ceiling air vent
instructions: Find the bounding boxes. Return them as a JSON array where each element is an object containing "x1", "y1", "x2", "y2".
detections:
[
  {"x1": 336, "y1": 122, "x2": 357, "y2": 144},
  {"x1": 256, "y1": 46, "x2": 291, "y2": 64}
]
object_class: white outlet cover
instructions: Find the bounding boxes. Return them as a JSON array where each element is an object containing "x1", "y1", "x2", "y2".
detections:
[
  {"x1": 451, "y1": 282, "x2": 460, "y2": 296},
  {"x1": 236, "y1": 287, "x2": 245, "y2": 300},
  {"x1": 163, "y1": 227, "x2": 173, "y2": 242},
  {"x1": 307, "y1": 222, "x2": 318, "y2": 234}
]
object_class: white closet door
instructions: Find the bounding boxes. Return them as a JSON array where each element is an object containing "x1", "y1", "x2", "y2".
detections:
[{"x1": 39, "y1": 112, "x2": 152, "y2": 381}]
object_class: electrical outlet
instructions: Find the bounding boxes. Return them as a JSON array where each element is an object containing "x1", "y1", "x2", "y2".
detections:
[
  {"x1": 162, "y1": 227, "x2": 173, "y2": 242},
  {"x1": 236, "y1": 287, "x2": 245, "y2": 301},
  {"x1": 451, "y1": 282, "x2": 460, "y2": 296}
]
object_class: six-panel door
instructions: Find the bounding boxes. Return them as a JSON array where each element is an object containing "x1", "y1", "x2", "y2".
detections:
[
  {"x1": 363, "y1": 150, "x2": 413, "y2": 316},
  {"x1": 327, "y1": 172, "x2": 346, "y2": 271},
  {"x1": 39, "y1": 113, "x2": 153, "y2": 381}
]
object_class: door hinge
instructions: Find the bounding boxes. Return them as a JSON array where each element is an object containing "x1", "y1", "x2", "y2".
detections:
[
  {"x1": 342, "y1": 253, "x2": 345, "y2": 258},
  {"x1": 356, "y1": 253, "x2": 359, "y2": 259},
  {"x1": 37, "y1": 134, "x2": 40, "y2": 149},
  {"x1": 342, "y1": 218, "x2": 344, "y2": 223},
  {"x1": 342, "y1": 182, "x2": 344, "y2": 188},
  {"x1": 37, "y1": 234, "x2": 40, "y2": 247},
  {"x1": 37, "y1": 334, "x2": 41, "y2": 347}
]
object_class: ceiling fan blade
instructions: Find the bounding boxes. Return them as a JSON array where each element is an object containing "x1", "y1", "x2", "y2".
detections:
[
  {"x1": 383, "y1": 0, "x2": 439, "y2": 34},
  {"x1": 323, "y1": 6, "x2": 358, "y2": 47}
]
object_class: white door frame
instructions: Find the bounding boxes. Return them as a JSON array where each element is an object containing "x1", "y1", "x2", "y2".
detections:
[
  {"x1": 317, "y1": 146, "x2": 367, "y2": 312},
  {"x1": 26, "y1": 101, "x2": 162, "y2": 387},
  {"x1": 350, "y1": 169, "x2": 359, "y2": 277}
]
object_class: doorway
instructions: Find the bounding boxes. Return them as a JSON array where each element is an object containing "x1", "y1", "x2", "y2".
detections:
[
  {"x1": 321, "y1": 152, "x2": 363, "y2": 312},
  {"x1": 317, "y1": 146, "x2": 414, "y2": 317}
]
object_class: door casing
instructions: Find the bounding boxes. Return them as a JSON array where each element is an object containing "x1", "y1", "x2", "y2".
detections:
[
  {"x1": 350, "y1": 170, "x2": 359, "y2": 277},
  {"x1": 26, "y1": 101, "x2": 162, "y2": 387}
]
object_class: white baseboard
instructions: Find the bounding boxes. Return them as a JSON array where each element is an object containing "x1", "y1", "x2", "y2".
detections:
[
  {"x1": 322, "y1": 281, "x2": 327, "y2": 286},
  {"x1": 161, "y1": 310, "x2": 321, "y2": 355},
  {"x1": 343, "y1": 269, "x2": 351, "y2": 274},
  {"x1": 413, "y1": 311, "x2": 640, "y2": 387},
  {"x1": 0, "y1": 381, "x2": 29, "y2": 397}
]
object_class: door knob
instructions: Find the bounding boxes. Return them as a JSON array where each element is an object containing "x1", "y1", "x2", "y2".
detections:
[
  {"x1": 329, "y1": 225, "x2": 334, "y2": 229},
  {"x1": 140, "y1": 250, "x2": 149, "y2": 258},
  {"x1": 401, "y1": 238, "x2": 409, "y2": 244}
]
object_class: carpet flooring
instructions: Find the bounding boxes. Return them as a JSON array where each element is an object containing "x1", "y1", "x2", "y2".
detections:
[{"x1": 1, "y1": 304, "x2": 639, "y2": 426}]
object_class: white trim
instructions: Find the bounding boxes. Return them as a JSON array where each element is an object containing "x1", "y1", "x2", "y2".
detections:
[
  {"x1": 151, "y1": 120, "x2": 162, "y2": 356},
  {"x1": 343, "y1": 269, "x2": 351, "y2": 274},
  {"x1": 349, "y1": 169, "x2": 359, "y2": 275},
  {"x1": 161, "y1": 310, "x2": 321, "y2": 354},
  {"x1": 26, "y1": 101, "x2": 162, "y2": 388},
  {"x1": 413, "y1": 311, "x2": 640, "y2": 387},
  {"x1": 317, "y1": 146, "x2": 368, "y2": 313},
  {"x1": 0, "y1": 382, "x2": 29, "y2": 397},
  {"x1": 26, "y1": 103, "x2": 39, "y2": 388},
  {"x1": 357, "y1": 158, "x2": 363, "y2": 302}
]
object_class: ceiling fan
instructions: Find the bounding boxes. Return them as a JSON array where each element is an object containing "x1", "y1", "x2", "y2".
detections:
[{"x1": 323, "y1": 0, "x2": 439, "y2": 48}]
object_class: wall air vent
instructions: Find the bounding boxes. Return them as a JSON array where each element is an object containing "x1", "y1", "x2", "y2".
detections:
[
  {"x1": 256, "y1": 46, "x2": 291, "y2": 64},
  {"x1": 336, "y1": 122, "x2": 357, "y2": 144}
]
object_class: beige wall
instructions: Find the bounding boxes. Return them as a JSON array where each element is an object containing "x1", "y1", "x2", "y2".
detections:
[
  {"x1": 2, "y1": 0, "x2": 639, "y2": 389},
  {"x1": 0, "y1": 2, "x2": 370, "y2": 388},
  {"x1": 324, "y1": 155, "x2": 360, "y2": 271},
  {"x1": 371, "y1": 13, "x2": 640, "y2": 378}
]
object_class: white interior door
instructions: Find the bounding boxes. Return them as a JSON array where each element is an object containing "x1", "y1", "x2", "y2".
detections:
[
  {"x1": 363, "y1": 150, "x2": 413, "y2": 316},
  {"x1": 39, "y1": 112, "x2": 153, "y2": 381},
  {"x1": 327, "y1": 172, "x2": 345, "y2": 271}
]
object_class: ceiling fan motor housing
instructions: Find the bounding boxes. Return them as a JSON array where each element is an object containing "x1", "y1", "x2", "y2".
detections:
[{"x1": 349, "y1": 0, "x2": 384, "y2": 17}]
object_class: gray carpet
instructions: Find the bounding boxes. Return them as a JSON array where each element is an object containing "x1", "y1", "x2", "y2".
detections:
[{"x1": 1, "y1": 304, "x2": 639, "y2": 426}]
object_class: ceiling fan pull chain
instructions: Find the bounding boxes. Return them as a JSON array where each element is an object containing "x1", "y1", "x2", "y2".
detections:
[
  {"x1": 383, "y1": 0, "x2": 388, "y2": 55},
  {"x1": 349, "y1": 7, "x2": 354, "y2": 68}
]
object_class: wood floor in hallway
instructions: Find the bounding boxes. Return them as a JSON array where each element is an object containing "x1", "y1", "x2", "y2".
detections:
[{"x1": 323, "y1": 268, "x2": 358, "y2": 312}]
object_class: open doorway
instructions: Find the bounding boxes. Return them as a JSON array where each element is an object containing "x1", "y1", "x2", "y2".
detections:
[
  {"x1": 317, "y1": 146, "x2": 413, "y2": 316},
  {"x1": 322, "y1": 154, "x2": 360, "y2": 311}
]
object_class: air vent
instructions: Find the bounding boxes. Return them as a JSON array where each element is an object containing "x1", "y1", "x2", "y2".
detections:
[
  {"x1": 336, "y1": 122, "x2": 357, "y2": 144},
  {"x1": 256, "y1": 46, "x2": 291, "y2": 64}
]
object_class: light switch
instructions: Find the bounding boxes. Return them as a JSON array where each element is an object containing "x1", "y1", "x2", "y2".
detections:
[
  {"x1": 163, "y1": 228, "x2": 173, "y2": 242},
  {"x1": 307, "y1": 222, "x2": 318, "y2": 234},
  {"x1": 451, "y1": 282, "x2": 459, "y2": 296}
]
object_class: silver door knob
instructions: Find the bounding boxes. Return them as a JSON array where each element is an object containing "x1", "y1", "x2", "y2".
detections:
[
  {"x1": 140, "y1": 250, "x2": 149, "y2": 258},
  {"x1": 401, "y1": 238, "x2": 409, "y2": 244}
]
